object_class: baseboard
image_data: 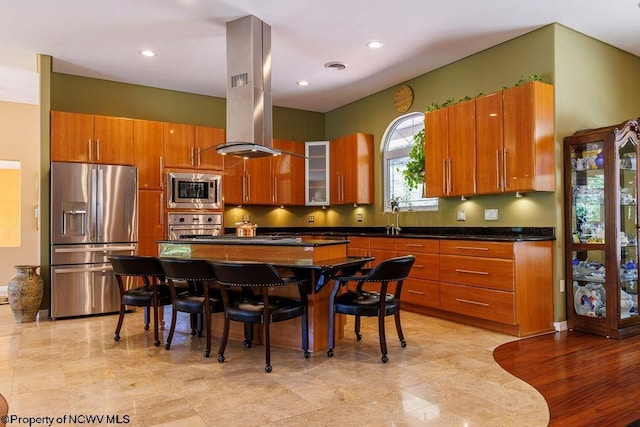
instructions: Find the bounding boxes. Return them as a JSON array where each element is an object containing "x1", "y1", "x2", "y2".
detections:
[{"x1": 554, "y1": 321, "x2": 568, "y2": 332}]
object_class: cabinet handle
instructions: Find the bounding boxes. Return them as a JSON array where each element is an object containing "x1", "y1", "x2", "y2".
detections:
[
  {"x1": 197, "y1": 148, "x2": 201, "y2": 166},
  {"x1": 96, "y1": 139, "x2": 100, "y2": 161},
  {"x1": 159, "y1": 193, "x2": 164, "y2": 224},
  {"x1": 455, "y1": 269, "x2": 489, "y2": 275},
  {"x1": 159, "y1": 156, "x2": 164, "y2": 188},
  {"x1": 495, "y1": 150, "x2": 500, "y2": 190},
  {"x1": 273, "y1": 177, "x2": 277, "y2": 204},
  {"x1": 406, "y1": 290, "x2": 425, "y2": 295},
  {"x1": 246, "y1": 174, "x2": 251, "y2": 202},
  {"x1": 442, "y1": 159, "x2": 447, "y2": 194},
  {"x1": 190, "y1": 147, "x2": 195, "y2": 166},
  {"x1": 503, "y1": 148, "x2": 509, "y2": 189},
  {"x1": 413, "y1": 264, "x2": 424, "y2": 269},
  {"x1": 455, "y1": 298, "x2": 490, "y2": 307},
  {"x1": 242, "y1": 175, "x2": 246, "y2": 202},
  {"x1": 447, "y1": 157, "x2": 452, "y2": 194},
  {"x1": 88, "y1": 139, "x2": 92, "y2": 161},
  {"x1": 454, "y1": 246, "x2": 489, "y2": 251},
  {"x1": 405, "y1": 243, "x2": 424, "y2": 248}
]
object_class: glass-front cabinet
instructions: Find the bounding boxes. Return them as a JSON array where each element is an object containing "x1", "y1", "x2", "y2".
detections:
[{"x1": 564, "y1": 119, "x2": 640, "y2": 338}]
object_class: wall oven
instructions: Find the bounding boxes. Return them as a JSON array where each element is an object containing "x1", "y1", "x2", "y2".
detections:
[
  {"x1": 167, "y1": 212, "x2": 223, "y2": 240},
  {"x1": 167, "y1": 172, "x2": 222, "y2": 209}
]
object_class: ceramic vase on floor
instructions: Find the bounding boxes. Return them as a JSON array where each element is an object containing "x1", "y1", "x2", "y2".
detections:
[{"x1": 8, "y1": 265, "x2": 44, "y2": 323}]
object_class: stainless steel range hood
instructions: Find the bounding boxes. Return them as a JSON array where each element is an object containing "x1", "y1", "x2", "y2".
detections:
[{"x1": 217, "y1": 15, "x2": 280, "y2": 159}]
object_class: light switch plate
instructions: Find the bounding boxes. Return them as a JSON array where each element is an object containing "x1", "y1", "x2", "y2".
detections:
[
  {"x1": 356, "y1": 213, "x2": 363, "y2": 222},
  {"x1": 308, "y1": 215, "x2": 315, "y2": 223},
  {"x1": 456, "y1": 210, "x2": 466, "y2": 221},
  {"x1": 242, "y1": 214, "x2": 250, "y2": 222},
  {"x1": 485, "y1": 209, "x2": 498, "y2": 221}
]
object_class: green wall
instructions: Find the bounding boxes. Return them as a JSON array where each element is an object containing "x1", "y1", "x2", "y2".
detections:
[{"x1": 50, "y1": 73, "x2": 325, "y2": 141}]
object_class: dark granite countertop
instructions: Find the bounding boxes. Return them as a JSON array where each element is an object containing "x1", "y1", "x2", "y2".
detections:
[{"x1": 223, "y1": 227, "x2": 555, "y2": 242}]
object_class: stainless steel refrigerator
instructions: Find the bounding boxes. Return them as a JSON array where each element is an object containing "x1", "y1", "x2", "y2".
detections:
[{"x1": 50, "y1": 162, "x2": 138, "y2": 318}]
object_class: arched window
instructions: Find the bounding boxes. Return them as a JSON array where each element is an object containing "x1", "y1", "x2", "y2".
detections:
[{"x1": 382, "y1": 112, "x2": 438, "y2": 211}]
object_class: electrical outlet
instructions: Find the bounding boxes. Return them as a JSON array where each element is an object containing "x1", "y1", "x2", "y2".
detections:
[
  {"x1": 560, "y1": 279, "x2": 565, "y2": 293},
  {"x1": 484, "y1": 209, "x2": 498, "y2": 221},
  {"x1": 308, "y1": 215, "x2": 315, "y2": 223},
  {"x1": 456, "y1": 210, "x2": 466, "y2": 221},
  {"x1": 242, "y1": 214, "x2": 250, "y2": 222},
  {"x1": 356, "y1": 213, "x2": 363, "y2": 222}
]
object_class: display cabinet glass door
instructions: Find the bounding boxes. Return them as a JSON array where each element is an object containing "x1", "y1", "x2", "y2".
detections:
[
  {"x1": 570, "y1": 141, "x2": 607, "y2": 318},
  {"x1": 617, "y1": 134, "x2": 638, "y2": 321}
]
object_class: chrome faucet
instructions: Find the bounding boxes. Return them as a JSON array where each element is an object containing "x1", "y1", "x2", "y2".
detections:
[{"x1": 390, "y1": 198, "x2": 401, "y2": 235}]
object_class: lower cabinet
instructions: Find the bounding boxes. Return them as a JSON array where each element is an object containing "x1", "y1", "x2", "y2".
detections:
[
  {"x1": 346, "y1": 236, "x2": 554, "y2": 338},
  {"x1": 138, "y1": 189, "x2": 164, "y2": 256}
]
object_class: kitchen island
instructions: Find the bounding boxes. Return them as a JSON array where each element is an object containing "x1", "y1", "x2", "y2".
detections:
[{"x1": 158, "y1": 236, "x2": 367, "y2": 352}]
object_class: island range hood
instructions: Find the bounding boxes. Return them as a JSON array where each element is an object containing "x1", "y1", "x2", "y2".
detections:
[{"x1": 217, "y1": 15, "x2": 280, "y2": 159}]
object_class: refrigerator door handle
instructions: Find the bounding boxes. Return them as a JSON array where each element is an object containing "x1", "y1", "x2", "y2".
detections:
[
  {"x1": 96, "y1": 167, "x2": 104, "y2": 239},
  {"x1": 53, "y1": 265, "x2": 114, "y2": 274},
  {"x1": 53, "y1": 245, "x2": 136, "y2": 254}
]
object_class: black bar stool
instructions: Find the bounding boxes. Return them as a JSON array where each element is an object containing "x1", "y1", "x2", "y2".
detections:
[
  {"x1": 327, "y1": 255, "x2": 415, "y2": 363},
  {"x1": 158, "y1": 258, "x2": 223, "y2": 357},
  {"x1": 109, "y1": 255, "x2": 171, "y2": 346},
  {"x1": 211, "y1": 261, "x2": 310, "y2": 373}
]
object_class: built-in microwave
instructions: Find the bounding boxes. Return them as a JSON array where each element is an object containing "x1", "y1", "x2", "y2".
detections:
[{"x1": 167, "y1": 172, "x2": 222, "y2": 209}]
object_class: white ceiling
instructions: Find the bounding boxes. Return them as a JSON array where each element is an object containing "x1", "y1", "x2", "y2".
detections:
[{"x1": 1, "y1": 0, "x2": 639, "y2": 112}]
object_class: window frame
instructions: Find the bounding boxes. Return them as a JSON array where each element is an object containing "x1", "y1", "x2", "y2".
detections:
[{"x1": 381, "y1": 112, "x2": 438, "y2": 212}]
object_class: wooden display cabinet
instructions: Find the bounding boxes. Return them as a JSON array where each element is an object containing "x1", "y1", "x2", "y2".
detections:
[{"x1": 564, "y1": 119, "x2": 640, "y2": 338}]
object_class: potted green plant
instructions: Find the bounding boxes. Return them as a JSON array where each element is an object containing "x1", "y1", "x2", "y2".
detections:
[{"x1": 402, "y1": 128, "x2": 425, "y2": 190}]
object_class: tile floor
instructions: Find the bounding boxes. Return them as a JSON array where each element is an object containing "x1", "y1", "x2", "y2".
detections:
[{"x1": 0, "y1": 306, "x2": 549, "y2": 426}]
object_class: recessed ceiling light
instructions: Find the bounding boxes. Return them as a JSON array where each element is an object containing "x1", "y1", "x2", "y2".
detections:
[
  {"x1": 297, "y1": 80, "x2": 310, "y2": 86},
  {"x1": 366, "y1": 40, "x2": 384, "y2": 49},
  {"x1": 324, "y1": 61, "x2": 347, "y2": 71},
  {"x1": 140, "y1": 50, "x2": 156, "y2": 57}
]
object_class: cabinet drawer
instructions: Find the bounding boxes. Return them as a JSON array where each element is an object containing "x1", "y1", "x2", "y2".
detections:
[
  {"x1": 441, "y1": 283, "x2": 515, "y2": 324},
  {"x1": 370, "y1": 237, "x2": 396, "y2": 251},
  {"x1": 440, "y1": 240, "x2": 514, "y2": 259},
  {"x1": 397, "y1": 252, "x2": 439, "y2": 281},
  {"x1": 440, "y1": 255, "x2": 514, "y2": 291},
  {"x1": 396, "y1": 238, "x2": 439, "y2": 254},
  {"x1": 401, "y1": 278, "x2": 440, "y2": 309}
]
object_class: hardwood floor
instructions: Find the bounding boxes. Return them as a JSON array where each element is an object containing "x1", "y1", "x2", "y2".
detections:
[{"x1": 494, "y1": 330, "x2": 640, "y2": 426}]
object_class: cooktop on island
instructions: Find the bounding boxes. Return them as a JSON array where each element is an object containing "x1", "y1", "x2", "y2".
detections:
[{"x1": 182, "y1": 235, "x2": 303, "y2": 244}]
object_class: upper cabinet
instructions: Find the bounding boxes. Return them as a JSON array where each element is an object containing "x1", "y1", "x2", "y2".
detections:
[
  {"x1": 223, "y1": 139, "x2": 305, "y2": 206},
  {"x1": 133, "y1": 119, "x2": 164, "y2": 190},
  {"x1": 502, "y1": 81, "x2": 555, "y2": 193},
  {"x1": 305, "y1": 141, "x2": 330, "y2": 206},
  {"x1": 425, "y1": 100, "x2": 476, "y2": 197},
  {"x1": 272, "y1": 139, "x2": 305, "y2": 206},
  {"x1": 51, "y1": 111, "x2": 134, "y2": 165},
  {"x1": 330, "y1": 133, "x2": 374, "y2": 205},
  {"x1": 163, "y1": 122, "x2": 224, "y2": 170},
  {"x1": 195, "y1": 126, "x2": 225, "y2": 170},
  {"x1": 425, "y1": 81, "x2": 555, "y2": 198}
]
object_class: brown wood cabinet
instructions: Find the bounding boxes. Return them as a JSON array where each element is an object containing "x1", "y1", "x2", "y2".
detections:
[
  {"x1": 163, "y1": 123, "x2": 225, "y2": 169},
  {"x1": 396, "y1": 238, "x2": 440, "y2": 309},
  {"x1": 425, "y1": 81, "x2": 555, "y2": 197},
  {"x1": 51, "y1": 111, "x2": 134, "y2": 165},
  {"x1": 222, "y1": 156, "x2": 272, "y2": 205},
  {"x1": 502, "y1": 81, "x2": 555, "y2": 193},
  {"x1": 475, "y1": 92, "x2": 505, "y2": 194},
  {"x1": 346, "y1": 235, "x2": 554, "y2": 338},
  {"x1": 195, "y1": 126, "x2": 225, "y2": 170},
  {"x1": 137, "y1": 189, "x2": 164, "y2": 256},
  {"x1": 424, "y1": 100, "x2": 476, "y2": 197},
  {"x1": 438, "y1": 239, "x2": 554, "y2": 337},
  {"x1": 330, "y1": 133, "x2": 374, "y2": 205},
  {"x1": 272, "y1": 139, "x2": 305, "y2": 206},
  {"x1": 133, "y1": 119, "x2": 164, "y2": 190}
]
